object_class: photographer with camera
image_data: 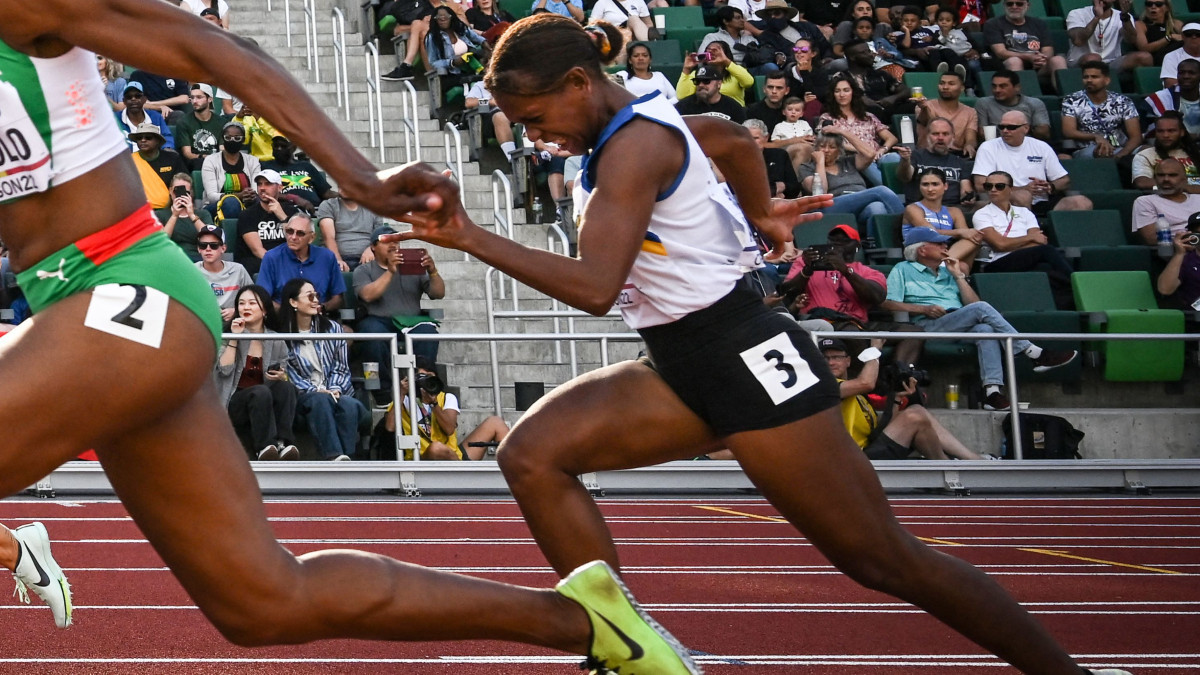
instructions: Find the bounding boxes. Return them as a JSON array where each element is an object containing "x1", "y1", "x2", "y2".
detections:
[
  {"x1": 822, "y1": 337, "x2": 987, "y2": 460},
  {"x1": 382, "y1": 357, "x2": 511, "y2": 461},
  {"x1": 155, "y1": 172, "x2": 214, "y2": 259},
  {"x1": 1157, "y1": 213, "x2": 1200, "y2": 312}
]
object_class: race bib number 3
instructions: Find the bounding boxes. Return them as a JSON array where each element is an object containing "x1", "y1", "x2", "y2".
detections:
[
  {"x1": 739, "y1": 333, "x2": 818, "y2": 405},
  {"x1": 84, "y1": 284, "x2": 169, "y2": 348}
]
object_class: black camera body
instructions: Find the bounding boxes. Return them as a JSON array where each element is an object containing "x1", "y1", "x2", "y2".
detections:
[
  {"x1": 806, "y1": 244, "x2": 838, "y2": 271},
  {"x1": 416, "y1": 373, "x2": 444, "y2": 396},
  {"x1": 881, "y1": 362, "x2": 930, "y2": 392}
]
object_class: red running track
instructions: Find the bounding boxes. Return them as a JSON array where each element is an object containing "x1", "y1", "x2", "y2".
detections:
[{"x1": 0, "y1": 495, "x2": 1196, "y2": 674}]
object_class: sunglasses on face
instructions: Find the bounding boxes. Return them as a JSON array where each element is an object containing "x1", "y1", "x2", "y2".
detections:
[
  {"x1": 197, "y1": 241, "x2": 223, "y2": 250},
  {"x1": 983, "y1": 182, "x2": 1010, "y2": 191},
  {"x1": 302, "y1": 292, "x2": 320, "y2": 302},
  {"x1": 284, "y1": 228, "x2": 312, "y2": 237},
  {"x1": 1186, "y1": 32, "x2": 1200, "y2": 37},
  {"x1": 793, "y1": 45, "x2": 811, "y2": 53},
  {"x1": 997, "y1": 124, "x2": 1025, "y2": 131},
  {"x1": 1145, "y1": 2, "x2": 1166, "y2": 6}
]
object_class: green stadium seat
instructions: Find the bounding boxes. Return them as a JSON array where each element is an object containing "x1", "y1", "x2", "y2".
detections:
[
  {"x1": 1071, "y1": 271, "x2": 1185, "y2": 381},
  {"x1": 1049, "y1": 210, "x2": 1154, "y2": 271},
  {"x1": 651, "y1": 6, "x2": 706, "y2": 28},
  {"x1": 903, "y1": 71, "x2": 942, "y2": 96},
  {"x1": 793, "y1": 213, "x2": 857, "y2": 248},
  {"x1": 1135, "y1": 66, "x2": 1165, "y2": 94},
  {"x1": 648, "y1": 39, "x2": 683, "y2": 65},
  {"x1": 869, "y1": 213, "x2": 904, "y2": 262},
  {"x1": 1036, "y1": 94, "x2": 1061, "y2": 112},
  {"x1": 974, "y1": 271, "x2": 1083, "y2": 382},
  {"x1": 869, "y1": 263, "x2": 894, "y2": 277},
  {"x1": 1024, "y1": 0, "x2": 1050, "y2": 17},
  {"x1": 1043, "y1": 16, "x2": 1065, "y2": 30},
  {"x1": 980, "y1": 70, "x2": 1044, "y2": 96},
  {"x1": 1059, "y1": 158, "x2": 1122, "y2": 191},
  {"x1": 657, "y1": 63, "x2": 683, "y2": 87},
  {"x1": 1057, "y1": 0, "x2": 1093, "y2": 13},
  {"x1": 1056, "y1": 67, "x2": 1122, "y2": 95},
  {"x1": 498, "y1": 0, "x2": 530, "y2": 20},
  {"x1": 669, "y1": 27, "x2": 715, "y2": 53},
  {"x1": 191, "y1": 169, "x2": 205, "y2": 201},
  {"x1": 1076, "y1": 190, "x2": 1147, "y2": 233},
  {"x1": 1050, "y1": 28, "x2": 1069, "y2": 55},
  {"x1": 339, "y1": 270, "x2": 358, "y2": 323},
  {"x1": 881, "y1": 160, "x2": 905, "y2": 193}
]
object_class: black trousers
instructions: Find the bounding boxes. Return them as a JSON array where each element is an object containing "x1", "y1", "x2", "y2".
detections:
[
  {"x1": 228, "y1": 380, "x2": 298, "y2": 455},
  {"x1": 983, "y1": 244, "x2": 1076, "y2": 310}
]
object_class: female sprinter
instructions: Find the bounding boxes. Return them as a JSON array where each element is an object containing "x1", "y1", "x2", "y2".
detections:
[
  {"x1": 0, "y1": 1, "x2": 696, "y2": 673},
  {"x1": 391, "y1": 14, "x2": 1132, "y2": 675}
]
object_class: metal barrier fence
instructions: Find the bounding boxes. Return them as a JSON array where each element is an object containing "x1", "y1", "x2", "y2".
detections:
[
  {"x1": 364, "y1": 41, "x2": 387, "y2": 163},
  {"x1": 442, "y1": 123, "x2": 466, "y2": 209},
  {"x1": 399, "y1": 79, "x2": 420, "y2": 163},
  {"x1": 303, "y1": 0, "x2": 319, "y2": 80},
  {"x1": 330, "y1": 7, "x2": 350, "y2": 120}
]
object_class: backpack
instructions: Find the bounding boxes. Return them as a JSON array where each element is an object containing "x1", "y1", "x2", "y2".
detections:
[{"x1": 1000, "y1": 413, "x2": 1084, "y2": 460}]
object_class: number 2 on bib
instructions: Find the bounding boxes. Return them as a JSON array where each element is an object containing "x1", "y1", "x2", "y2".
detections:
[
  {"x1": 739, "y1": 333, "x2": 818, "y2": 405},
  {"x1": 83, "y1": 283, "x2": 169, "y2": 349}
]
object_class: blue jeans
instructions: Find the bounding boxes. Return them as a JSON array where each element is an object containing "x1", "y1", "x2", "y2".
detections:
[
  {"x1": 297, "y1": 390, "x2": 367, "y2": 458},
  {"x1": 357, "y1": 315, "x2": 440, "y2": 393},
  {"x1": 830, "y1": 185, "x2": 905, "y2": 237},
  {"x1": 919, "y1": 302, "x2": 1032, "y2": 387},
  {"x1": 861, "y1": 152, "x2": 901, "y2": 187}
]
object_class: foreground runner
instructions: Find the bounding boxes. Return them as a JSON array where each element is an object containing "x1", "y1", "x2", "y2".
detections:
[
  {"x1": 0, "y1": 2, "x2": 696, "y2": 672},
  {"x1": 391, "y1": 14, "x2": 1133, "y2": 675}
]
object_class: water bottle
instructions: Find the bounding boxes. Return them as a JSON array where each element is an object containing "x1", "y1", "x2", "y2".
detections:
[
  {"x1": 899, "y1": 115, "x2": 915, "y2": 148},
  {"x1": 532, "y1": 197, "x2": 543, "y2": 224},
  {"x1": 1155, "y1": 212, "x2": 1173, "y2": 258}
]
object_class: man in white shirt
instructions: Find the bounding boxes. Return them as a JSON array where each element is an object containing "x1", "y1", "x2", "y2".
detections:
[
  {"x1": 1065, "y1": 0, "x2": 1150, "y2": 73},
  {"x1": 972, "y1": 111, "x2": 1092, "y2": 213},
  {"x1": 1132, "y1": 158, "x2": 1200, "y2": 244},
  {"x1": 589, "y1": 0, "x2": 653, "y2": 45},
  {"x1": 1162, "y1": 23, "x2": 1200, "y2": 87}
]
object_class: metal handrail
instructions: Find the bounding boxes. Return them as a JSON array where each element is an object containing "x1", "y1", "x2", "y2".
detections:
[
  {"x1": 399, "y1": 79, "x2": 420, "y2": 163},
  {"x1": 442, "y1": 122, "x2": 466, "y2": 208},
  {"x1": 284, "y1": 0, "x2": 292, "y2": 46},
  {"x1": 364, "y1": 41, "x2": 386, "y2": 163},
  {"x1": 489, "y1": 173, "x2": 516, "y2": 302},
  {"x1": 330, "y1": 8, "x2": 350, "y2": 120},
  {"x1": 303, "y1": 0, "x2": 319, "y2": 80}
]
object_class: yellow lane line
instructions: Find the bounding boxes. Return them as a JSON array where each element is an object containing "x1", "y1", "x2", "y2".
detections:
[{"x1": 694, "y1": 505, "x2": 788, "y2": 523}]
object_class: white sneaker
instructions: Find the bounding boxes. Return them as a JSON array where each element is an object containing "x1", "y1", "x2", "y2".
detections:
[
  {"x1": 277, "y1": 444, "x2": 299, "y2": 461},
  {"x1": 12, "y1": 522, "x2": 72, "y2": 628},
  {"x1": 1089, "y1": 670, "x2": 1134, "y2": 675},
  {"x1": 257, "y1": 445, "x2": 279, "y2": 461},
  {"x1": 332, "y1": 454, "x2": 352, "y2": 462}
]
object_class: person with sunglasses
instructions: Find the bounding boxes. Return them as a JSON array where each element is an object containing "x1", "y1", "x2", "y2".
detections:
[
  {"x1": 1160, "y1": 22, "x2": 1200, "y2": 87},
  {"x1": 972, "y1": 171, "x2": 1077, "y2": 309},
  {"x1": 194, "y1": 225, "x2": 252, "y2": 324},
  {"x1": 982, "y1": 0, "x2": 1068, "y2": 88},
  {"x1": 1135, "y1": 0, "x2": 1184, "y2": 67},
  {"x1": 972, "y1": 110, "x2": 1093, "y2": 213},
  {"x1": 903, "y1": 166, "x2": 983, "y2": 267},
  {"x1": 1065, "y1": 0, "x2": 1151, "y2": 74},
  {"x1": 255, "y1": 213, "x2": 346, "y2": 313}
]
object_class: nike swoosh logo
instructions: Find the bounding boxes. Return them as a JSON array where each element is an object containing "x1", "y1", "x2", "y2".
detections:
[
  {"x1": 25, "y1": 546, "x2": 51, "y2": 588},
  {"x1": 597, "y1": 613, "x2": 645, "y2": 661}
]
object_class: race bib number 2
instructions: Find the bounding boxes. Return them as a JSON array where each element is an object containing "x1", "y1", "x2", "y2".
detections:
[
  {"x1": 84, "y1": 284, "x2": 169, "y2": 349},
  {"x1": 739, "y1": 333, "x2": 818, "y2": 405}
]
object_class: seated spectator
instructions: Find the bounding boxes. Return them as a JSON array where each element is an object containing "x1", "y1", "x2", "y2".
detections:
[
  {"x1": 234, "y1": 169, "x2": 298, "y2": 275},
  {"x1": 529, "y1": 0, "x2": 584, "y2": 21},
  {"x1": 97, "y1": 54, "x2": 126, "y2": 111},
  {"x1": 972, "y1": 111, "x2": 1092, "y2": 213},
  {"x1": 261, "y1": 136, "x2": 337, "y2": 212},
  {"x1": 213, "y1": 284, "x2": 299, "y2": 462},
  {"x1": 316, "y1": 196, "x2": 388, "y2": 272},
  {"x1": 817, "y1": 72, "x2": 903, "y2": 187},
  {"x1": 832, "y1": 0, "x2": 879, "y2": 59},
  {"x1": 1136, "y1": 0, "x2": 1184, "y2": 67},
  {"x1": 181, "y1": 0, "x2": 231, "y2": 28},
  {"x1": 860, "y1": 15, "x2": 920, "y2": 72},
  {"x1": 982, "y1": 0, "x2": 1067, "y2": 87},
  {"x1": 678, "y1": 42, "x2": 754, "y2": 106},
  {"x1": 114, "y1": 82, "x2": 175, "y2": 151},
  {"x1": 770, "y1": 96, "x2": 816, "y2": 169},
  {"x1": 353, "y1": 227, "x2": 446, "y2": 384},
  {"x1": 750, "y1": 0, "x2": 832, "y2": 62},
  {"x1": 897, "y1": 118, "x2": 978, "y2": 208},
  {"x1": 916, "y1": 69, "x2": 979, "y2": 158},
  {"x1": 622, "y1": 42, "x2": 678, "y2": 104},
  {"x1": 799, "y1": 0, "x2": 849, "y2": 39},
  {"x1": 128, "y1": 69, "x2": 190, "y2": 122},
  {"x1": 746, "y1": 72, "x2": 790, "y2": 133},
  {"x1": 232, "y1": 102, "x2": 280, "y2": 163},
  {"x1": 425, "y1": 6, "x2": 490, "y2": 76},
  {"x1": 799, "y1": 132, "x2": 905, "y2": 234},
  {"x1": 822, "y1": 337, "x2": 987, "y2": 460},
  {"x1": 1156, "y1": 214, "x2": 1200, "y2": 310},
  {"x1": 701, "y1": 6, "x2": 779, "y2": 76},
  {"x1": 1060, "y1": 61, "x2": 1142, "y2": 159},
  {"x1": 904, "y1": 167, "x2": 983, "y2": 267},
  {"x1": 129, "y1": 123, "x2": 187, "y2": 191},
  {"x1": 201, "y1": 120, "x2": 262, "y2": 223},
  {"x1": 466, "y1": 0, "x2": 515, "y2": 34},
  {"x1": 974, "y1": 69, "x2": 1052, "y2": 142},
  {"x1": 1132, "y1": 158, "x2": 1200, "y2": 245},
  {"x1": 745, "y1": 119, "x2": 800, "y2": 197},
  {"x1": 280, "y1": 278, "x2": 367, "y2": 462},
  {"x1": 900, "y1": 4, "x2": 968, "y2": 74},
  {"x1": 194, "y1": 225, "x2": 253, "y2": 323},
  {"x1": 780, "y1": 39, "x2": 828, "y2": 117},
  {"x1": 973, "y1": 171, "x2": 1076, "y2": 309},
  {"x1": 127, "y1": 125, "x2": 173, "y2": 209},
  {"x1": 256, "y1": 213, "x2": 346, "y2": 312},
  {"x1": 840, "y1": 40, "x2": 914, "y2": 122},
  {"x1": 156, "y1": 172, "x2": 214, "y2": 258},
  {"x1": 780, "y1": 225, "x2": 923, "y2": 364},
  {"x1": 378, "y1": 0, "x2": 433, "y2": 82},
  {"x1": 932, "y1": 8, "x2": 983, "y2": 88},
  {"x1": 1066, "y1": 0, "x2": 1150, "y2": 73},
  {"x1": 198, "y1": 6, "x2": 225, "y2": 28},
  {"x1": 1144, "y1": 58, "x2": 1200, "y2": 137},
  {"x1": 882, "y1": 227, "x2": 1078, "y2": 410},
  {"x1": 675, "y1": 65, "x2": 747, "y2": 122},
  {"x1": 383, "y1": 359, "x2": 512, "y2": 460},
  {"x1": 1132, "y1": 111, "x2": 1200, "y2": 190},
  {"x1": 589, "y1": 0, "x2": 654, "y2": 54},
  {"x1": 531, "y1": 138, "x2": 572, "y2": 214},
  {"x1": 1160, "y1": 22, "x2": 1200, "y2": 87},
  {"x1": 176, "y1": 83, "x2": 227, "y2": 171}
]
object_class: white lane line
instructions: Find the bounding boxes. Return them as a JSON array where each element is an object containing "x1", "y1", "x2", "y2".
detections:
[{"x1": 7, "y1": 515, "x2": 1199, "y2": 524}]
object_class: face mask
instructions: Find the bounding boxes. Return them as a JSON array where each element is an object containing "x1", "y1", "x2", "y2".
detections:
[
  {"x1": 223, "y1": 140, "x2": 244, "y2": 153},
  {"x1": 272, "y1": 148, "x2": 292, "y2": 163},
  {"x1": 766, "y1": 17, "x2": 791, "y2": 31}
]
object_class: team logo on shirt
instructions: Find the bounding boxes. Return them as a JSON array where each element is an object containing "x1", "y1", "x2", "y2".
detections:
[{"x1": 1027, "y1": 155, "x2": 1044, "y2": 162}]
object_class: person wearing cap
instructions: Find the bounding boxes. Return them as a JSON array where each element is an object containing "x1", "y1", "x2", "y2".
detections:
[
  {"x1": 233, "y1": 168, "x2": 298, "y2": 275},
  {"x1": 821, "y1": 336, "x2": 987, "y2": 460},
  {"x1": 677, "y1": 42, "x2": 754, "y2": 107},
  {"x1": 127, "y1": 68, "x2": 191, "y2": 122},
  {"x1": 780, "y1": 224, "x2": 924, "y2": 366},
  {"x1": 114, "y1": 81, "x2": 176, "y2": 151},
  {"x1": 354, "y1": 225, "x2": 446, "y2": 381},
  {"x1": 255, "y1": 213, "x2": 346, "y2": 311},
  {"x1": 180, "y1": 0, "x2": 231, "y2": 28},
  {"x1": 262, "y1": 136, "x2": 338, "y2": 212},
  {"x1": 748, "y1": 0, "x2": 832, "y2": 62},
  {"x1": 201, "y1": 120, "x2": 262, "y2": 222},
  {"x1": 675, "y1": 64, "x2": 747, "y2": 122},
  {"x1": 194, "y1": 225, "x2": 252, "y2": 322},
  {"x1": 177, "y1": 83, "x2": 229, "y2": 171},
  {"x1": 1161, "y1": 22, "x2": 1200, "y2": 86},
  {"x1": 157, "y1": 172, "x2": 215, "y2": 260},
  {"x1": 882, "y1": 227, "x2": 1079, "y2": 410},
  {"x1": 129, "y1": 122, "x2": 187, "y2": 210},
  {"x1": 1156, "y1": 212, "x2": 1200, "y2": 311}
]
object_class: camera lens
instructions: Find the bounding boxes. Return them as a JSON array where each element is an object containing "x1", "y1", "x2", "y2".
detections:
[{"x1": 416, "y1": 373, "x2": 444, "y2": 396}]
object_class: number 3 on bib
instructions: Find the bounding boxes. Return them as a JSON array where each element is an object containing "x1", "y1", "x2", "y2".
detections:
[
  {"x1": 739, "y1": 333, "x2": 818, "y2": 405},
  {"x1": 83, "y1": 283, "x2": 169, "y2": 349}
]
